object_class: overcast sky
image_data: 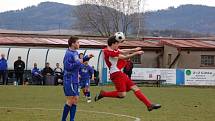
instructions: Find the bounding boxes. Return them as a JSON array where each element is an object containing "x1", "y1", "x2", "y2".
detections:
[{"x1": 0, "y1": 0, "x2": 215, "y2": 12}]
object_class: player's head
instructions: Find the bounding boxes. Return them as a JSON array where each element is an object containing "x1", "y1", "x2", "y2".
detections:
[
  {"x1": 107, "y1": 36, "x2": 120, "y2": 50},
  {"x1": 34, "y1": 63, "x2": 37, "y2": 67},
  {"x1": 68, "y1": 36, "x2": 80, "y2": 49},
  {"x1": 1, "y1": 53, "x2": 5, "y2": 58},
  {"x1": 45, "y1": 62, "x2": 50, "y2": 67},
  {"x1": 18, "y1": 56, "x2": 21, "y2": 60},
  {"x1": 56, "y1": 63, "x2": 60, "y2": 67},
  {"x1": 79, "y1": 53, "x2": 84, "y2": 59}
]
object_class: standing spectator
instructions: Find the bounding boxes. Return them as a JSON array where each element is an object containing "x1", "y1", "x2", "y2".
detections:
[
  {"x1": 54, "y1": 63, "x2": 63, "y2": 85},
  {"x1": 0, "y1": 54, "x2": 8, "y2": 85},
  {"x1": 32, "y1": 63, "x2": 43, "y2": 85},
  {"x1": 42, "y1": 62, "x2": 54, "y2": 85},
  {"x1": 123, "y1": 59, "x2": 134, "y2": 79},
  {"x1": 14, "y1": 56, "x2": 25, "y2": 85}
]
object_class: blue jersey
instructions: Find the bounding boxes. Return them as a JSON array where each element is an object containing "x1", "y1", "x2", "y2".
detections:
[
  {"x1": 79, "y1": 64, "x2": 94, "y2": 81},
  {"x1": 32, "y1": 67, "x2": 41, "y2": 76},
  {"x1": 63, "y1": 49, "x2": 81, "y2": 84},
  {"x1": 79, "y1": 64, "x2": 94, "y2": 89},
  {"x1": 0, "y1": 58, "x2": 7, "y2": 71},
  {"x1": 63, "y1": 49, "x2": 90, "y2": 83}
]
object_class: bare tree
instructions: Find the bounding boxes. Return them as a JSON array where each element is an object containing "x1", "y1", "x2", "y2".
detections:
[{"x1": 75, "y1": 0, "x2": 145, "y2": 37}]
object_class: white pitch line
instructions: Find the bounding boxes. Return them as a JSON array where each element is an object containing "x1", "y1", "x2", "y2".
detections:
[{"x1": 0, "y1": 106, "x2": 141, "y2": 121}]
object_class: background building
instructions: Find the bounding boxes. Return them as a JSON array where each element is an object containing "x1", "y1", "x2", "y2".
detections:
[{"x1": 1, "y1": 33, "x2": 215, "y2": 84}]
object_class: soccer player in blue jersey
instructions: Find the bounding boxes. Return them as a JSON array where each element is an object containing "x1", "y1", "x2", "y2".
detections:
[
  {"x1": 79, "y1": 60, "x2": 94, "y2": 103},
  {"x1": 61, "y1": 36, "x2": 93, "y2": 121}
]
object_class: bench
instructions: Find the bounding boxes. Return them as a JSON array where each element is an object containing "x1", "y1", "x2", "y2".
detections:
[
  {"x1": 133, "y1": 75, "x2": 166, "y2": 87},
  {"x1": 2, "y1": 70, "x2": 32, "y2": 85},
  {"x1": 134, "y1": 79, "x2": 166, "y2": 87}
]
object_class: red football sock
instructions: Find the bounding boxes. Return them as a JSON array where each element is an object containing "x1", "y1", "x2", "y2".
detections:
[
  {"x1": 101, "y1": 91, "x2": 119, "y2": 98},
  {"x1": 134, "y1": 90, "x2": 152, "y2": 107}
]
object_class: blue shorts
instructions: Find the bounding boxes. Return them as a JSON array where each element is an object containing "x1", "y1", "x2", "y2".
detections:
[
  {"x1": 63, "y1": 81, "x2": 79, "y2": 96},
  {"x1": 80, "y1": 79, "x2": 90, "y2": 89}
]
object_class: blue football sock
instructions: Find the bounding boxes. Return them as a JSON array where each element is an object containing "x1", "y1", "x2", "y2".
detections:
[
  {"x1": 61, "y1": 104, "x2": 71, "y2": 121},
  {"x1": 70, "y1": 104, "x2": 77, "y2": 121}
]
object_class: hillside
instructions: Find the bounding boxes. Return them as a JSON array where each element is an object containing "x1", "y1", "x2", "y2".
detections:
[{"x1": 0, "y1": 2, "x2": 215, "y2": 35}]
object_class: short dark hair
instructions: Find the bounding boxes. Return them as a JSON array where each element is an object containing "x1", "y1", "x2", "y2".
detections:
[
  {"x1": 79, "y1": 53, "x2": 84, "y2": 58},
  {"x1": 68, "y1": 36, "x2": 79, "y2": 47},
  {"x1": 107, "y1": 36, "x2": 119, "y2": 46}
]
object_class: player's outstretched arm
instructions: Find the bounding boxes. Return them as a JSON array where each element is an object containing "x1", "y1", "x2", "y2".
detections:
[
  {"x1": 119, "y1": 47, "x2": 142, "y2": 54},
  {"x1": 82, "y1": 54, "x2": 94, "y2": 62},
  {"x1": 118, "y1": 51, "x2": 144, "y2": 60}
]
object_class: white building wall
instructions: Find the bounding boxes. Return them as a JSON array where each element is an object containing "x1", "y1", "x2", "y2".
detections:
[
  {"x1": 84, "y1": 49, "x2": 101, "y2": 69},
  {"x1": 47, "y1": 49, "x2": 66, "y2": 70},
  {"x1": 27, "y1": 49, "x2": 48, "y2": 70}
]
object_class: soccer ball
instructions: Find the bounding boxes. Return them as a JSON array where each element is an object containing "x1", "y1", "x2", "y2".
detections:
[{"x1": 115, "y1": 32, "x2": 125, "y2": 42}]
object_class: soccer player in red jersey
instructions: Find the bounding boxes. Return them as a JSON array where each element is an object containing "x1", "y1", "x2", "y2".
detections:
[{"x1": 95, "y1": 35, "x2": 161, "y2": 111}]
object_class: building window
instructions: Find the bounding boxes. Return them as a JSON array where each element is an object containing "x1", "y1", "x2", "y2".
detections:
[
  {"x1": 167, "y1": 54, "x2": 172, "y2": 65},
  {"x1": 131, "y1": 55, "x2": 141, "y2": 64},
  {"x1": 201, "y1": 55, "x2": 214, "y2": 66}
]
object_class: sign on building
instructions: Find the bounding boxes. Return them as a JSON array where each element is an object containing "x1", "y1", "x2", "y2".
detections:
[
  {"x1": 185, "y1": 69, "x2": 215, "y2": 85},
  {"x1": 132, "y1": 68, "x2": 176, "y2": 84}
]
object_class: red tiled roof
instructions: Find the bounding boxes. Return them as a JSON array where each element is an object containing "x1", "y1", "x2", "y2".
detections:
[
  {"x1": 1, "y1": 33, "x2": 215, "y2": 49},
  {"x1": 0, "y1": 34, "x2": 162, "y2": 49},
  {"x1": 161, "y1": 39, "x2": 215, "y2": 49}
]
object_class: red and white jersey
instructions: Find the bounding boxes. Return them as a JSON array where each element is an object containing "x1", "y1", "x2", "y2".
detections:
[{"x1": 103, "y1": 47, "x2": 127, "y2": 74}]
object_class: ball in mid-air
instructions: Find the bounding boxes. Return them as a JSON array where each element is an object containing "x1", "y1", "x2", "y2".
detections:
[{"x1": 115, "y1": 32, "x2": 125, "y2": 42}]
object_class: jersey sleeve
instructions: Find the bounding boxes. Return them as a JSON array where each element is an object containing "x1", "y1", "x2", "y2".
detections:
[{"x1": 104, "y1": 49, "x2": 120, "y2": 57}]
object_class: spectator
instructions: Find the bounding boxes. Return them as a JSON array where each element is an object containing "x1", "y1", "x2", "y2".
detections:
[
  {"x1": 32, "y1": 63, "x2": 43, "y2": 85},
  {"x1": 123, "y1": 58, "x2": 134, "y2": 79},
  {"x1": 0, "y1": 54, "x2": 8, "y2": 85},
  {"x1": 92, "y1": 66, "x2": 100, "y2": 86},
  {"x1": 42, "y1": 62, "x2": 54, "y2": 76},
  {"x1": 54, "y1": 63, "x2": 63, "y2": 85},
  {"x1": 14, "y1": 56, "x2": 25, "y2": 85},
  {"x1": 42, "y1": 62, "x2": 54, "y2": 85}
]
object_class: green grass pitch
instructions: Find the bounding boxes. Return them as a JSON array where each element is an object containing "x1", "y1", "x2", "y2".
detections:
[{"x1": 0, "y1": 85, "x2": 215, "y2": 121}]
